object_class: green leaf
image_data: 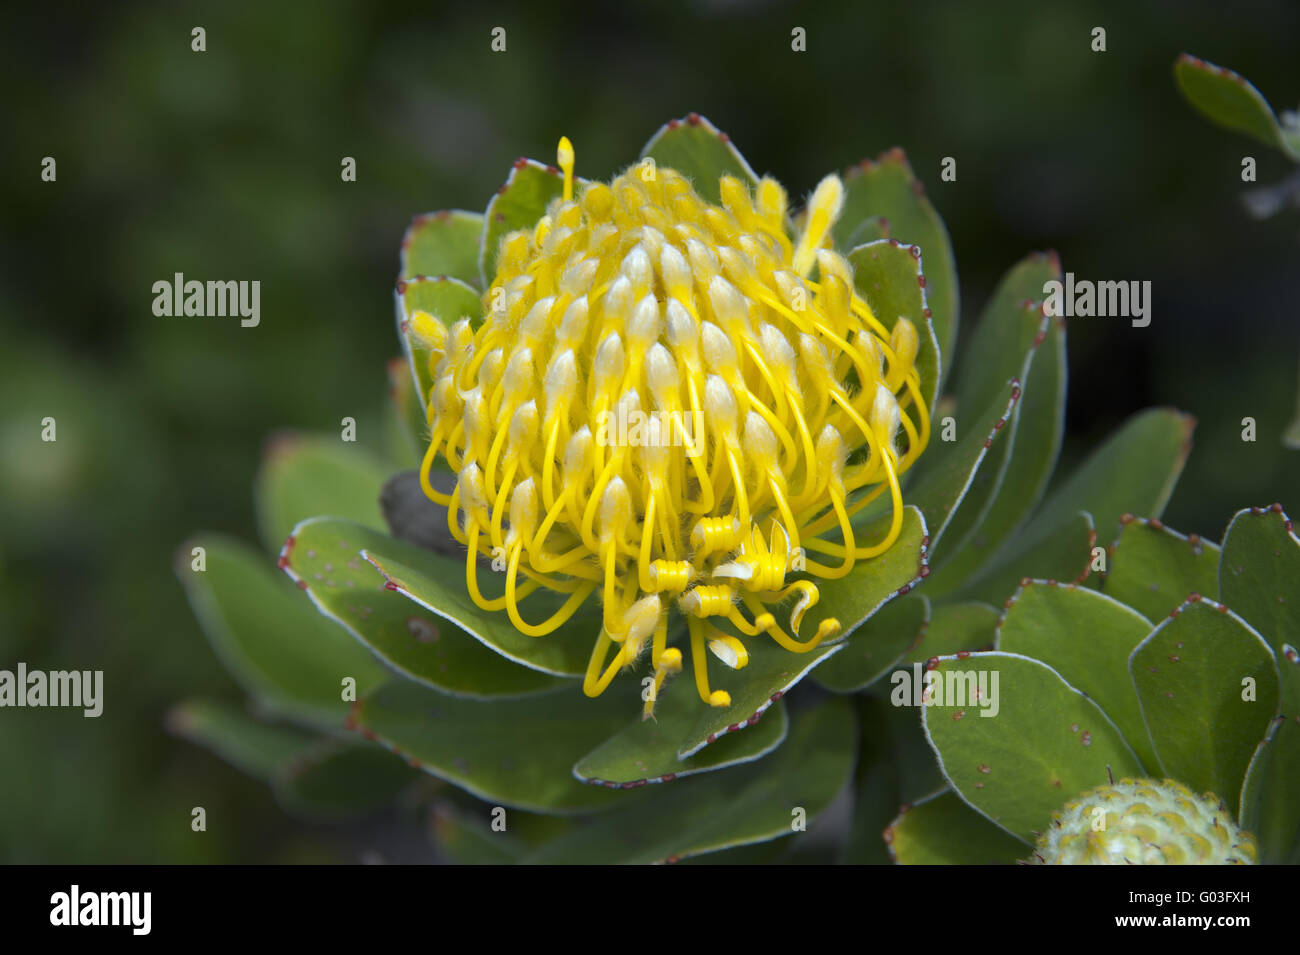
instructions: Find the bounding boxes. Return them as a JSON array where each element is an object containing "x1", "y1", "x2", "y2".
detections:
[
  {"x1": 835, "y1": 150, "x2": 958, "y2": 390},
  {"x1": 997, "y1": 581, "x2": 1158, "y2": 772},
  {"x1": 679, "y1": 505, "x2": 929, "y2": 756},
  {"x1": 1219, "y1": 506, "x2": 1300, "y2": 688},
  {"x1": 841, "y1": 695, "x2": 945, "y2": 863},
  {"x1": 352, "y1": 680, "x2": 630, "y2": 814},
  {"x1": 847, "y1": 238, "x2": 942, "y2": 414},
  {"x1": 1129, "y1": 598, "x2": 1280, "y2": 818},
  {"x1": 678, "y1": 637, "x2": 843, "y2": 760},
  {"x1": 901, "y1": 600, "x2": 1000, "y2": 666},
  {"x1": 845, "y1": 214, "x2": 891, "y2": 247},
  {"x1": 902, "y1": 379, "x2": 1021, "y2": 557},
  {"x1": 350, "y1": 520, "x2": 600, "y2": 677},
  {"x1": 272, "y1": 739, "x2": 417, "y2": 819},
  {"x1": 524, "y1": 697, "x2": 856, "y2": 863},
  {"x1": 957, "y1": 511, "x2": 1096, "y2": 606},
  {"x1": 254, "y1": 432, "x2": 391, "y2": 556},
  {"x1": 479, "y1": 159, "x2": 570, "y2": 285},
  {"x1": 1105, "y1": 515, "x2": 1222, "y2": 623},
  {"x1": 886, "y1": 789, "x2": 1028, "y2": 864},
  {"x1": 929, "y1": 256, "x2": 1059, "y2": 579},
  {"x1": 166, "y1": 699, "x2": 314, "y2": 782},
  {"x1": 430, "y1": 800, "x2": 576, "y2": 864},
  {"x1": 994, "y1": 408, "x2": 1194, "y2": 572},
  {"x1": 282, "y1": 517, "x2": 567, "y2": 698},
  {"x1": 178, "y1": 535, "x2": 388, "y2": 729},
  {"x1": 430, "y1": 803, "x2": 528, "y2": 864},
  {"x1": 1175, "y1": 54, "x2": 1300, "y2": 161},
  {"x1": 1220, "y1": 507, "x2": 1300, "y2": 855},
  {"x1": 574, "y1": 694, "x2": 789, "y2": 786},
  {"x1": 401, "y1": 209, "x2": 484, "y2": 287},
  {"x1": 1240, "y1": 715, "x2": 1300, "y2": 863},
  {"x1": 943, "y1": 306, "x2": 1066, "y2": 582},
  {"x1": 922, "y1": 651, "x2": 1143, "y2": 843},
  {"x1": 640, "y1": 114, "x2": 759, "y2": 206},
  {"x1": 395, "y1": 274, "x2": 482, "y2": 407},
  {"x1": 814, "y1": 593, "x2": 929, "y2": 693}
]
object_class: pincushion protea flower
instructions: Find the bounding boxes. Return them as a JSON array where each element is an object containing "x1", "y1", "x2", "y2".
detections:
[
  {"x1": 181, "y1": 112, "x2": 1264, "y2": 865},
  {"x1": 411, "y1": 137, "x2": 930, "y2": 712}
]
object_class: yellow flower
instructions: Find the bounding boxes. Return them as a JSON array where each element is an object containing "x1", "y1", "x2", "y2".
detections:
[{"x1": 413, "y1": 137, "x2": 930, "y2": 713}]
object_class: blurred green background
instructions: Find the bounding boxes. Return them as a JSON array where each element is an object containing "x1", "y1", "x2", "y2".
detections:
[{"x1": 2, "y1": 0, "x2": 1297, "y2": 862}]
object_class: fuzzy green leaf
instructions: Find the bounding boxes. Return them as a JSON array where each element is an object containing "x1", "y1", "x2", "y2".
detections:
[
  {"x1": 930, "y1": 256, "x2": 1058, "y2": 578},
  {"x1": 166, "y1": 699, "x2": 314, "y2": 782},
  {"x1": 401, "y1": 209, "x2": 484, "y2": 286},
  {"x1": 353, "y1": 680, "x2": 629, "y2": 815},
  {"x1": 834, "y1": 151, "x2": 958, "y2": 388},
  {"x1": 1130, "y1": 599, "x2": 1280, "y2": 818},
  {"x1": 814, "y1": 593, "x2": 929, "y2": 693},
  {"x1": 282, "y1": 517, "x2": 568, "y2": 697},
  {"x1": 254, "y1": 432, "x2": 391, "y2": 556},
  {"x1": 1219, "y1": 505, "x2": 1300, "y2": 859},
  {"x1": 958, "y1": 511, "x2": 1096, "y2": 607},
  {"x1": 273, "y1": 739, "x2": 417, "y2": 819},
  {"x1": 1105, "y1": 516, "x2": 1221, "y2": 623},
  {"x1": 901, "y1": 601, "x2": 1000, "y2": 666},
  {"x1": 1013, "y1": 408, "x2": 1194, "y2": 554},
  {"x1": 902, "y1": 379, "x2": 1021, "y2": 555},
  {"x1": 351, "y1": 522, "x2": 601, "y2": 677},
  {"x1": 395, "y1": 274, "x2": 482, "y2": 407},
  {"x1": 943, "y1": 304, "x2": 1066, "y2": 582},
  {"x1": 525, "y1": 697, "x2": 855, "y2": 863},
  {"x1": 179, "y1": 535, "x2": 388, "y2": 729},
  {"x1": 479, "y1": 159, "x2": 567, "y2": 285},
  {"x1": 886, "y1": 789, "x2": 1028, "y2": 864},
  {"x1": 1175, "y1": 54, "x2": 1300, "y2": 160},
  {"x1": 847, "y1": 239, "x2": 942, "y2": 414},
  {"x1": 997, "y1": 581, "x2": 1158, "y2": 772},
  {"x1": 842, "y1": 696, "x2": 948, "y2": 863},
  {"x1": 574, "y1": 695, "x2": 788, "y2": 786},
  {"x1": 640, "y1": 114, "x2": 759, "y2": 206},
  {"x1": 923, "y1": 651, "x2": 1143, "y2": 843}
]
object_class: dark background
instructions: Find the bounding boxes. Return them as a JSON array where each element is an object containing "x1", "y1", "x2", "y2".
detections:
[{"x1": 1, "y1": 0, "x2": 1297, "y2": 862}]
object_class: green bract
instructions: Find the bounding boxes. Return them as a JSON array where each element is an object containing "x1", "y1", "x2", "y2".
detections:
[{"x1": 173, "y1": 115, "x2": 1290, "y2": 864}]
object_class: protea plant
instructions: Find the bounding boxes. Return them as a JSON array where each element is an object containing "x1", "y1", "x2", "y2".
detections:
[
  {"x1": 888, "y1": 506, "x2": 1300, "y2": 865},
  {"x1": 173, "y1": 115, "x2": 1247, "y2": 863}
]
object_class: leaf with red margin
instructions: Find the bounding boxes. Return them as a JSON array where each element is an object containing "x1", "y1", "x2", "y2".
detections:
[
  {"x1": 886, "y1": 788, "x2": 1027, "y2": 864},
  {"x1": 401, "y1": 209, "x2": 483, "y2": 287},
  {"x1": 574, "y1": 696, "x2": 789, "y2": 787},
  {"x1": 1175, "y1": 54, "x2": 1300, "y2": 160},
  {"x1": 834, "y1": 149, "x2": 958, "y2": 389},
  {"x1": 1104, "y1": 514, "x2": 1221, "y2": 623},
  {"x1": 524, "y1": 696, "x2": 855, "y2": 863},
  {"x1": 280, "y1": 517, "x2": 569, "y2": 698},
  {"x1": 350, "y1": 680, "x2": 630, "y2": 815},
  {"x1": 640, "y1": 113, "x2": 760, "y2": 207},
  {"x1": 1130, "y1": 596, "x2": 1279, "y2": 818}
]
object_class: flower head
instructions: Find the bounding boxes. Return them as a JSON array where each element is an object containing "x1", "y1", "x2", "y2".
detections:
[{"x1": 413, "y1": 137, "x2": 930, "y2": 713}]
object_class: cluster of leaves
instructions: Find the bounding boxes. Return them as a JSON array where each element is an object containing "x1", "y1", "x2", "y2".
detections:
[
  {"x1": 891, "y1": 507, "x2": 1300, "y2": 864},
  {"x1": 175, "y1": 116, "x2": 1285, "y2": 863}
]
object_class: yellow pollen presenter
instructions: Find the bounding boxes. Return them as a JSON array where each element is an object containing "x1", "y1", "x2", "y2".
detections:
[{"x1": 413, "y1": 137, "x2": 931, "y2": 714}]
